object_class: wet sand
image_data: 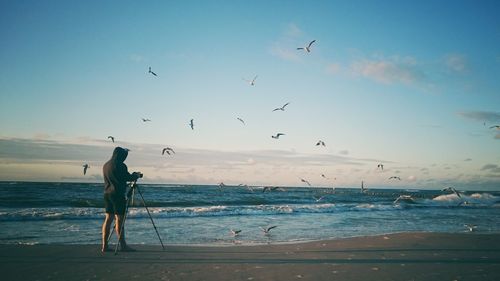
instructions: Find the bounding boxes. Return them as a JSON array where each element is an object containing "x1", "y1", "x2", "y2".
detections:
[{"x1": 1, "y1": 232, "x2": 499, "y2": 281}]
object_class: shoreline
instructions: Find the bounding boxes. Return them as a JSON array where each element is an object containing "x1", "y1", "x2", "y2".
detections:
[{"x1": 2, "y1": 232, "x2": 499, "y2": 281}]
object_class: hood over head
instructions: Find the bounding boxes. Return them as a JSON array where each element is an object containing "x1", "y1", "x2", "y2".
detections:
[{"x1": 111, "y1": 147, "x2": 128, "y2": 163}]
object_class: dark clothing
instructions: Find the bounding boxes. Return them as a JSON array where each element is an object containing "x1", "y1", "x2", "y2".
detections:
[
  {"x1": 104, "y1": 193, "x2": 126, "y2": 215},
  {"x1": 103, "y1": 147, "x2": 139, "y2": 214}
]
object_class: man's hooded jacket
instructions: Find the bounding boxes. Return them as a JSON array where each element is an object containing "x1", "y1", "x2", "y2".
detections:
[{"x1": 103, "y1": 147, "x2": 139, "y2": 196}]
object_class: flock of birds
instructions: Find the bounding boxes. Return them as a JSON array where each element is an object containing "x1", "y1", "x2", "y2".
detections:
[{"x1": 78, "y1": 38, "x2": 497, "y2": 237}]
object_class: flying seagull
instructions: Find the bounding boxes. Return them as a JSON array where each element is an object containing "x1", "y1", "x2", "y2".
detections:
[
  {"x1": 442, "y1": 187, "x2": 462, "y2": 198},
  {"x1": 377, "y1": 164, "x2": 384, "y2": 170},
  {"x1": 162, "y1": 147, "x2": 175, "y2": 155},
  {"x1": 237, "y1": 117, "x2": 245, "y2": 125},
  {"x1": 148, "y1": 67, "x2": 158, "y2": 77},
  {"x1": 260, "y1": 225, "x2": 277, "y2": 235},
  {"x1": 316, "y1": 140, "x2": 326, "y2": 147},
  {"x1": 230, "y1": 229, "x2": 242, "y2": 236},
  {"x1": 301, "y1": 178, "x2": 312, "y2": 187},
  {"x1": 297, "y1": 40, "x2": 316, "y2": 53},
  {"x1": 108, "y1": 136, "x2": 115, "y2": 143},
  {"x1": 243, "y1": 75, "x2": 258, "y2": 86},
  {"x1": 393, "y1": 195, "x2": 413, "y2": 204},
  {"x1": 272, "y1": 102, "x2": 290, "y2": 112},
  {"x1": 272, "y1": 133, "x2": 285, "y2": 139},
  {"x1": 490, "y1": 125, "x2": 500, "y2": 129},
  {"x1": 321, "y1": 174, "x2": 327, "y2": 179},
  {"x1": 141, "y1": 118, "x2": 152, "y2": 122},
  {"x1": 82, "y1": 164, "x2": 90, "y2": 175},
  {"x1": 388, "y1": 176, "x2": 401, "y2": 180},
  {"x1": 263, "y1": 186, "x2": 285, "y2": 192},
  {"x1": 313, "y1": 195, "x2": 326, "y2": 202},
  {"x1": 189, "y1": 119, "x2": 194, "y2": 130}
]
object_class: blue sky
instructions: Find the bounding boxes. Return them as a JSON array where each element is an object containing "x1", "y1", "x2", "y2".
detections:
[{"x1": 1, "y1": 0, "x2": 499, "y2": 189}]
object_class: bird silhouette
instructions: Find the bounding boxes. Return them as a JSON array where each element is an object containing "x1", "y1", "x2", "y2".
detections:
[
  {"x1": 108, "y1": 136, "x2": 115, "y2": 143},
  {"x1": 82, "y1": 164, "x2": 90, "y2": 175},
  {"x1": 260, "y1": 225, "x2": 277, "y2": 235},
  {"x1": 162, "y1": 147, "x2": 175, "y2": 155},
  {"x1": 297, "y1": 40, "x2": 316, "y2": 52},
  {"x1": 316, "y1": 140, "x2": 326, "y2": 147},
  {"x1": 272, "y1": 102, "x2": 290, "y2": 112},
  {"x1": 271, "y1": 133, "x2": 285, "y2": 139},
  {"x1": 243, "y1": 75, "x2": 258, "y2": 86},
  {"x1": 301, "y1": 178, "x2": 312, "y2": 186},
  {"x1": 148, "y1": 67, "x2": 158, "y2": 77}
]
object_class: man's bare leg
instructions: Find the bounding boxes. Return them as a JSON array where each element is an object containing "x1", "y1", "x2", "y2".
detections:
[
  {"x1": 101, "y1": 213, "x2": 113, "y2": 252},
  {"x1": 115, "y1": 214, "x2": 135, "y2": 251}
]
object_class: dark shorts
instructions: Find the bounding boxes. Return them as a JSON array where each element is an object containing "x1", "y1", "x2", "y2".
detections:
[{"x1": 104, "y1": 193, "x2": 126, "y2": 215}]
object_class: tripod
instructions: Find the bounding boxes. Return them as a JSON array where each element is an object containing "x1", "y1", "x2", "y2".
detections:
[{"x1": 109, "y1": 180, "x2": 165, "y2": 255}]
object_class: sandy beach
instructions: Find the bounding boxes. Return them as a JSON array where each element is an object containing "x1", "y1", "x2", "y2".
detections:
[{"x1": 1, "y1": 232, "x2": 499, "y2": 281}]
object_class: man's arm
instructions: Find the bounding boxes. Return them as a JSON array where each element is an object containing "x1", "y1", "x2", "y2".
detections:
[{"x1": 120, "y1": 163, "x2": 141, "y2": 182}]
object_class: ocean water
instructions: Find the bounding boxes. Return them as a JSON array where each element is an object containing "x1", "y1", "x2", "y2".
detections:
[{"x1": 0, "y1": 181, "x2": 499, "y2": 246}]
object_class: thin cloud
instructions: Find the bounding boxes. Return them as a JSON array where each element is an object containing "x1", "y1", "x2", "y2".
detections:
[
  {"x1": 269, "y1": 23, "x2": 305, "y2": 62},
  {"x1": 481, "y1": 164, "x2": 499, "y2": 171},
  {"x1": 129, "y1": 54, "x2": 146, "y2": 63},
  {"x1": 270, "y1": 44, "x2": 301, "y2": 62},
  {"x1": 285, "y1": 23, "x2": 303, "y2": 38},
  {"x1": 350, "y1": 57, "x2": 426, "y2": 85},
  {"x1": 445, "y1": 53, "x2": 468, "y2": 73},
  {"x1": 458, "y1": 111, "x2": 500, "y2": 123},
  {"x1": 325, "y1": 63, "x2": 342, "y2": 75}
]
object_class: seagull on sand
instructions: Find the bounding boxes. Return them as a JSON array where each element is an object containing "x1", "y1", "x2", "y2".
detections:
[
  {"x1": 388, "y1": 176, "x2": 401, "y2": 180},
  {"x1": 82, "y1": 164, "x2": 90, "y2": 175},
  {"x1": 237, "y1": 117, "x2": 245, "y2": 125},
  {"x1": 189, "y1": 119, "x2": 194, "y2": 130},
  {"x1": 148, "y1": 67, "x2": 158, "y2": 77},
  {"x1": 377, "y1": 164, "x2": 384, "y2": 170},
  {"x1": 162, "y1": 147, "x2": 175, "y2": 155},
  {"x1": 442, "y1": 187, "x2": 462, "y2": 198},
  {"x1": 301, "y1": 178, "x2": 312, "y2": 186},
  {"x1": 243, "y1": 75, "x2": 258, "y2": 86},
  {"x1": 271, "y1": 133, "x2": 285, "y2": 139},
  {"x1": 108, "y1": 136, "x2": 115, "y2": 143},
  {"x1": 260, "y1": 226, "x2": 277, "y2": 235},
  {"x1": 141, "y1": 118, "x2": 151, "y2": 122},
  {"x1": 464, "y1": 224, "x2": 477, "y2": 232},
  {"x1": 316, "y1": 140, "x2": 326, "y2": 147},
  {"x1": 490, "y1": 125, "x2": 500, "y2": 129},
  {"x1": 230, "y1": 229, "x2": 242, "y2": 236},
  {"x1": 272, "y1": 102, "x2": 290, "y2": 112},
  {"x1": 297, "y1": 40, "x2": 316, "y2": 53}
]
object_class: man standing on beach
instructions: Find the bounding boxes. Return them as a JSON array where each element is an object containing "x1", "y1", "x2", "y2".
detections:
[{"x1": 101, "y1": 147, "x2": 142, "y2": 253}]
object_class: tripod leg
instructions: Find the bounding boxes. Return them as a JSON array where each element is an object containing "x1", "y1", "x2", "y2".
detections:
[
  {"x1": 114, "y1": 188, "x2": 135, "y2": 255},
  {"x1": 136, "y1": 185, "x2": 166, "y2": 250}
]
